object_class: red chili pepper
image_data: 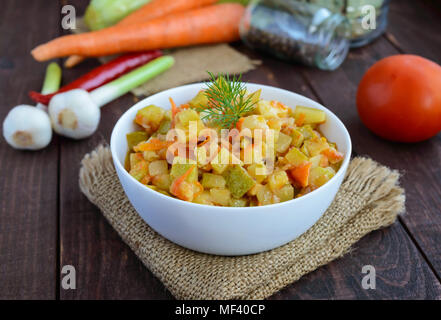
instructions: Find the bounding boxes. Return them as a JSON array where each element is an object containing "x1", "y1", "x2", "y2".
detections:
[{"x1": 29, "y1": 50, "x2": 163, "y2": 105}]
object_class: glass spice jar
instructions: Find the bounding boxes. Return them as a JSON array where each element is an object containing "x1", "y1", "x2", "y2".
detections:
[
  {"x1": 240, "y1": 0, "x2": 351, "y2": 70},
  {"x1": 295, "y1": 0, "x2": 391, "y2": 47}
]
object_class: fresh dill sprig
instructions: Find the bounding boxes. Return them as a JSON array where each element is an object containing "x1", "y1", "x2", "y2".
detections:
[{"x1": 196, "y1": 72, "x2": 257, "y2": 129}]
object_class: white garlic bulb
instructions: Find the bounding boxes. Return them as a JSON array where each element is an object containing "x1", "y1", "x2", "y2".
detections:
[
  {"x1": 48, "y1": 89, "x2": 100, "y2": 139},
  {"x1": 2, "y1": 105, "x2": 53, "y2": 150}
]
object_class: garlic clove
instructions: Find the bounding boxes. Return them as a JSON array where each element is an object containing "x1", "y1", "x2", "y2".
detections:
[
  {"x1": 2, "y1": 105, "x2": 53, "y2": 150},
  {"x1": 48, "y1": 89, "x2": 100, "y2": 139}
]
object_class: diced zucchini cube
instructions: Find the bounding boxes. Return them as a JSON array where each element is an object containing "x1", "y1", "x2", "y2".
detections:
[
  {"x1": 309, "y1": 167, "x2": 335, "y2": 188},
  {"x1": 298, "y1": 125, "x2": 318, "y2": 140},
  {"x1": 157, "y1": 120, "x2": 171, "y2": 135},
  {"x1": 294, "y1": 106, "x2": 326, "y2": 124},
  {"x1": 201, "y1": 173, "x2": 226, "y2": 189},
  {"x1": 290, "y1": 129, "x2": 304, "y2": 147},
  {"x1": 129, "y1": 159, "x2": 149, "y2": 181},
  {"x1": 170, "y1": 157, "x2": 197, "y2": 182},
  {"x1": 229, "y1": 198, "x2": 248, "y2": 207},
  {"x1": 224, "y1": 165, "x2": 256, "y2": 198},
  {"x1": 285, "y1": 147, "x2": 309, "y2": 167},
  {"x1": 126, "y1": 131, "x2": 149, "y2": 152},
  {"x1": 130, "y1": 152, "x2": 144, "y2": 169},
  {"x1": 209, "y1": 188, "x2": 231, "y2": 206}
]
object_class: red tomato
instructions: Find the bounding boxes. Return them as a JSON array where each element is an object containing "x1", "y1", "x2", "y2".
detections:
[{"x1": 357, "y1": 55, "x2": 441, "y2": 142}]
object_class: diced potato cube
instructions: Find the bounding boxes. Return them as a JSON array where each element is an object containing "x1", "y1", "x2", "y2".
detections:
[
  {"x1": 247, "y1": 183, "x2": 262, "y2": 196},
  {"x1": 135, "y1": 105, "x2": 165, "y2": 133},
  {"x1": 285, "y1": 147, "x2": 308, "y2": 166},
  {"x1": 290, "y1": 129, "x2": 304, "y2": 147},
  {"x1": 268, "y1": 171, "x2": 289, "y2": 192},
  {"x1": 224, "y1": 165, "x2": 256, "y2": 198},
  {"x1": 126, "y1": 131, "x2": 149, "y2": 152},
  {"x1": 304, "y1": 138, "x2": 329, "y2": 157},
  {"x1": 321, "y1": 147, "x2": 344, "y2": 164},
  {"x1": 230, "y1": 198, "x2": 248, "y2": 207},
  {"x1": 170, "y1": 157, "x2": 197, "y2": 182},
  {"x1": 309, "y1": 167, "x2": 335, "y2": 188},
  {"x1": 309, "y1": 155, "x2": 322, "y2": 168},
  {"x1": 171, "y1": 180, "x2": 194, "y2": 201},
  {"x1": 143, "y1": 150, "x2": 159, "y2": 162},
  {"x1": 267, "y1": 118, "x2": 282, "y2": 131},
  {"x1": 256, "y1": 185, "x2": 273, "y2": 206},
  {"x1": 152, "y1": 174, "x2": 172, "y2": 191},
  {"x1": 189, "y1": 90, "x2": 209, "y2": 109},
  {"x1": 193, "y1": 191, "x2": 213, "y2": 205},
  {"x1": 210, "y1": 188, "x2": 231, "y2": 206},
  {"x1": 241, "y1": 115, "x2": 269, "y2": 131},
  {"x1": 257, "y1": 100, "x2": 278, "y2": 119},
  {"x1": 273, "y1": 184, "x2": 294, "y2": 202},
  {"x1": 201, "y1": 173, "x2": 226, "y2": 189},
  {"x1": 246, "y1": 163, "x2": 267, "y2": 183},
  {"x1": 149, "y1": 160, "x2": 168, "y2": 176},
  {"x1": 276, "y1": 132, "x2": 292, "y2": 154},
  {"x1": 175, "y1": 109, "x2": 203, "y2": 133},
  {"x1": 294, "y1": 106, "x2": 326, "y2": 124}
]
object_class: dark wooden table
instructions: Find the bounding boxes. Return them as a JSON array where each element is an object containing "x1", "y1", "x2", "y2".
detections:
[{"x1": 1, "y1": 0, "x2": 441, "y2": 300}]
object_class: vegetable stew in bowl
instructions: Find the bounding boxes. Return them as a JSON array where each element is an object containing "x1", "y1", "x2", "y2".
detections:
[{"x1": 124, "y1": 75, "x2": 344, "y2": 207}]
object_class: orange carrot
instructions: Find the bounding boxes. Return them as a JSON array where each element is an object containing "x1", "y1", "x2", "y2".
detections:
[
  {"x1": 170, "y1": 165, "x2": 195, "y2": 200},
  {"x1": 134, "y1": 138, "x2": 172, "y2": 151},
  {"x1": 64, "y1": 0, "x2": 218, "y2": 68},
  {"x1": 64, "y1": 55, "x2": 86, "y2": 68},
  {"x1": 289, "y1": 162, "x2": 312, "y2": 188},
  {"x1": 193, "y1": 181, "x2": 204, "y2": 198},
  {"x1": 118, "y1": 0, "x2": 218, "y2": 27},
  {"x1": 170, "y1": 97, "x2": 178, "y2": 127},
  {"x1": 321, "y1": 148, "x2": 344, "y2": 164},
  {"x1": 295, "y1": 113, "x2": 306, "y2": 127},
  {"x1": 31, "y1": 4, "x2": 245, "y2": 61},
  {"x1": 236, "y1": 117, "x2": 245, "y2": 130}
]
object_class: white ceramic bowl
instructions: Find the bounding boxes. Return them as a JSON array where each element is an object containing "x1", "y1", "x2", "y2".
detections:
[{"x1": 111, "y1": 83, "x2": 352, "y2": 256}]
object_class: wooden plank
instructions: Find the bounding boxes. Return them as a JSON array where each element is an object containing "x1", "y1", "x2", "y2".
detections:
[
  {"x1": 58, "y1": 0, "x2": 441, "y2": 299},
  {"x1": 300, "y1": 29, "x2": 441, "y2": 285},
  {"x1": 384, "y1": 0, "x2": 441, "y2": 279},
  {"x1": 237, "y1": 45, "x2": 441, "y2": 299},
  {"x1": 387, "y1": 0, "x2": 441, "y2": 63},
  {"x1": 270, "y1": 224, "x2": 441, "y2": 299},
  {"x1": 0, "y1": 0, "x2": 60, "y2": 299},
  {"x1": 58, "y1": 59, "x2": 174, "y2": 299},
  {"x1": 56, "y1": 0, "x2": 172, "y2": 299}
]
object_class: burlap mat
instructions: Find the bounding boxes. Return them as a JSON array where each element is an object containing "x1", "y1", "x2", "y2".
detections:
[
  {"x1": 79, "y1": 145, "x2": 405, "y2": 300},
  {"x1": 73, "y1": 18, "x2": 260, "y2": 97}
]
